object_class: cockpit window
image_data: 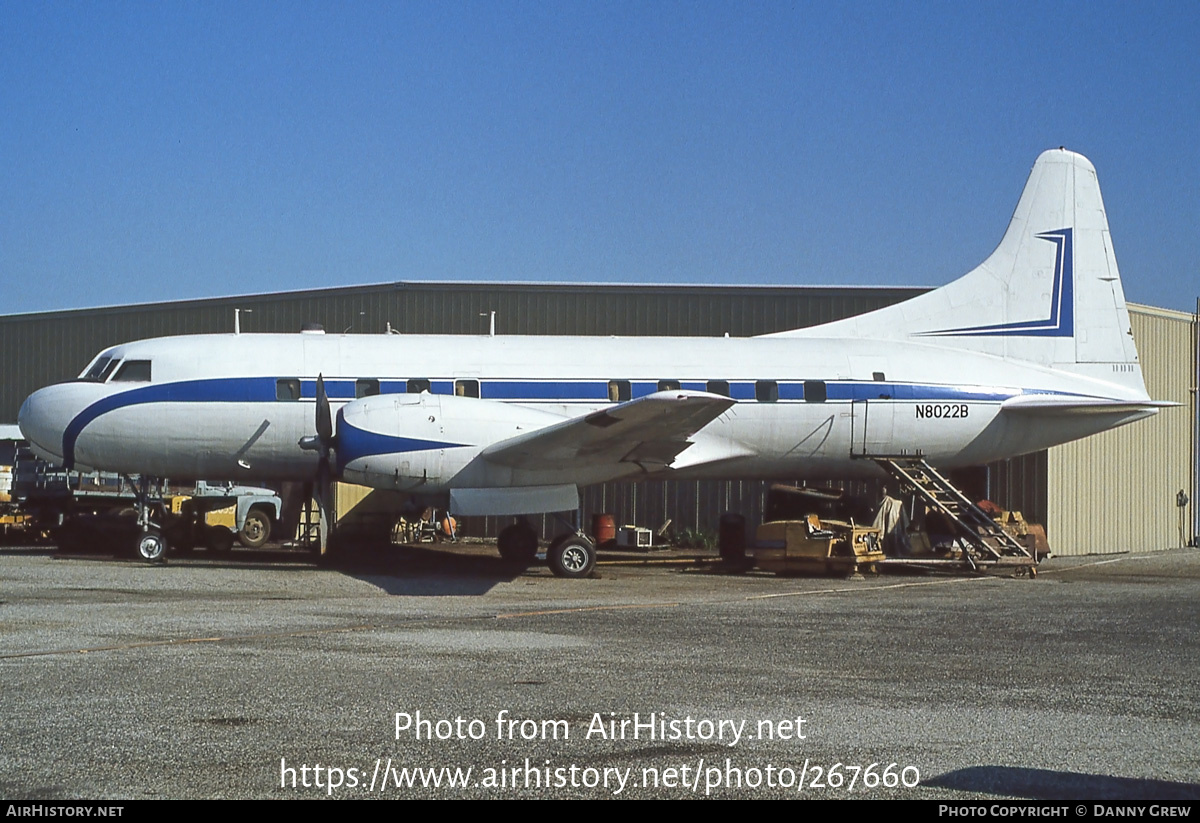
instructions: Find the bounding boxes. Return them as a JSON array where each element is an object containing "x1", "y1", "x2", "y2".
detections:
[
  {"x1": 81, "y1": 356, "x2": 113, "y2": 381},
  {"x1": 79, "y1": 356, "x2": 128, "y2": 383},
  {"x1": 112, "y1": 360, "x2": 152, "y2": 382},
  {"x1": 99, "y1": 359, "x2": 121, "y2": 381}
]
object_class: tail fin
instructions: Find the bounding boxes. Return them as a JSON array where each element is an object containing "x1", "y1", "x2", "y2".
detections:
[{"x1": 770, "y1": 149, "x2": 1146, "y2": 396}]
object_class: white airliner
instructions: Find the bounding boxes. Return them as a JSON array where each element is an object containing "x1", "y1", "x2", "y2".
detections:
[{"x1": 18, "y1": 149, "x2": 1165, "y2": 575}]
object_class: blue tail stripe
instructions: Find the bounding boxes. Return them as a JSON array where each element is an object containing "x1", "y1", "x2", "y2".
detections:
[{"x1": 917, "y1": 229, "x2": 1074, "y2": 338}]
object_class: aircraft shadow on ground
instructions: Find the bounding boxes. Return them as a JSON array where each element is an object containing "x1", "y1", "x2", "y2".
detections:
[
  {"x1": 195, "y1": 543, "x2": 532, "y2": 599},
  {"x1": 47, "y1": 540, "x2": 529, "y2": 596},
  {"x1": 926, "y1": 765, "x2": 1200, "y2": 800},
  {"x1": 334, "y1": 542, "x2": 530, "y2": 595},
  {"x1": 0, "y1": 545, "x2": 60, "y2": 556}
]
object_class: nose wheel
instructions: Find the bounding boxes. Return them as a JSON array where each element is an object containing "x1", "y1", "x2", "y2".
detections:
[{"x1": 137, "y1": 528, "x2": 168, "y2": 564}]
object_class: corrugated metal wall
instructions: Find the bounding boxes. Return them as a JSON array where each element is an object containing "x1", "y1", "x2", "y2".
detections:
[
  {"x1": 987, "y1": 450, "x2": 1049, "y2": 526},
  {"x1": 0, "y1": 281, "x2": 923, "y2": 421},
  {"x1": 1046, "y1": 305, "x2": 1197, "y2": 554}
]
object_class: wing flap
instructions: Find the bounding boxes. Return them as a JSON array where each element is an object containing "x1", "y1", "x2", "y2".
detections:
[
  {"x1": 668, "y1": 431, "x2": 757, "y2": 471},
  {"x1": 482, "y1": 390, "x2": 736, "y2": 471}
]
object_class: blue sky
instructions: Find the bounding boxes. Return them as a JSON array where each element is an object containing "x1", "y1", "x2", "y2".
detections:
[{"x1": 2, "y1": 1, "x2": 1197, "y2": 315}]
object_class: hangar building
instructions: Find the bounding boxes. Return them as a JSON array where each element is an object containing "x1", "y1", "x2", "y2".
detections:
[{"x1": 0, "y1": 281, "x2": 1194, "y2": 555}]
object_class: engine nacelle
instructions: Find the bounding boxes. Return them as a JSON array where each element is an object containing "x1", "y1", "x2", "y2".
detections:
[{"x1": 335, "y1": 392, "x2": 565, "y2": 492}]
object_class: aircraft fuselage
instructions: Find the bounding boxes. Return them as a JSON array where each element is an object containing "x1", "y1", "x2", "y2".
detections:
[{"x1": 18, "y1": 330, "x2": 1151, "y2": 497}]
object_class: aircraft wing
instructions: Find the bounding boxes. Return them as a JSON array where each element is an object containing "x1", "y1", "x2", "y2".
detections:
[
  {"x1": 481, "y1": 390, "x2": 737, "y2": 472},
  {"x1": 1000, "y1": 395, "x2": 1178, "y2": 415}
]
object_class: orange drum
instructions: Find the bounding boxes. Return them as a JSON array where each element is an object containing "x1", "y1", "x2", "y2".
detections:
[{"x1": 591, "y1": 513, "x2": 616, "y2": 546}]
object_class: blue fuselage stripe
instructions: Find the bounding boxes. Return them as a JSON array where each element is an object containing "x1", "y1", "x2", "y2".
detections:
[
  {"x1": 61, "y1": 376, "x2": 1042, "y2": 468},
  {"x1": 63, "y1": 378, "x2": 277, "y2": 468},
  {"x1": 482, "y1": 381, "x2": 610, "y2": 400}
]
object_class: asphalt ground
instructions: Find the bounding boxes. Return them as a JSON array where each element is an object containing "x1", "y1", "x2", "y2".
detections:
[{"x1": 1, "y1": 541, "x2": 1198, "y2": 800}]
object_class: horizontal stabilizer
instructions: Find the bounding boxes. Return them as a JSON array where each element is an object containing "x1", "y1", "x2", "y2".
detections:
[
  {"x1": 482, "y1": 390, "x2": 735, "y2": 471},
  {"x1": 1000, "y1": 395, "x2": 1176, "y2": 416}
]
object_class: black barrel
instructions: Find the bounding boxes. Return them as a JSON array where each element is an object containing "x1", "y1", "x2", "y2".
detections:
[{"x1": 718, "y1": 512, "x2": 747, "y2": 563}]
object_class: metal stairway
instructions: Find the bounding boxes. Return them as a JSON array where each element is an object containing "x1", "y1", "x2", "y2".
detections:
[{"x1": 872, "y1": 456, "x2": 1033, "y2": 570}]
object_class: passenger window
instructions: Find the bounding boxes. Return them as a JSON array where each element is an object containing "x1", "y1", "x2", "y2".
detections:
[
  {"x1": 706, "y1": 380, "x2": 730, "y2": 397},
  {"x1": 755, "y1": 380, "x2": 778, "y2": 402},
  {"x1": 407, "y1": 379, "x2": 430, "y2": 394},
  {"x1": 804, "y1": 380, "x2": 827, "y2": 403},
  {"x1": 658, "y1": 380, "x2": 681, "y2": 392},
  {"x1": 356, "y1": 379, "x2": 380, "y2": 398},
  {"x1": 276, "y1": 379, "x2": 301, "y2": 401},
  {"x1": 608, "y1": 380, "x2": 631, "y2": 402},
  {"x1": 112, "y1": 360, "x2": 152, "y2": 382},
  {"x1": 455, "y1": 379, "x2": 480, "y2": 398}
]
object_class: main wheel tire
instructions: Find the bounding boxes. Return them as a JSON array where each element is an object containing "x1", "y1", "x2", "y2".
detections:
[
  {"x1": 164, "y1": 522, "x2": 195, "y2": 554},
  {"x1": 55, "y1": 522, "x2": 88, "y2": 554},
  {"x1": 205, "y1": 525, "x2": 235, "y2": 554},
  {"x1": 238, "y1": 508, "x2": 272, "y2": 548},
  {"x1": 548, "y1": 535, "x2": 596, "y2": 579},
  {"x1": 137, "y1": 528, "x2": 168, "y2": 564},
  {"x1": 497, "y1": 522, "x2": 538, "y2": 564}
]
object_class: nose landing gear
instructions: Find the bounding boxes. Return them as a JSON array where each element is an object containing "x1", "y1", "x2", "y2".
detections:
[
  {"x1": 137, "y1": 527, "x2": 167, "y2": 563},
  {"x1": 128, "y1": 475, "x2": 169, "y2": 564}
]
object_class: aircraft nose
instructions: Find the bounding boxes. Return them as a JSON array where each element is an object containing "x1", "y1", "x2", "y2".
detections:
[{"x1": 18, "y1": 384, "x2": 87, "y2": 464}]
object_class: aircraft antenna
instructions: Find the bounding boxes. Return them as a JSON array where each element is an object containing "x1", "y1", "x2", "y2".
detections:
[{"x1": 234, "y1": 308, "x2": 252, "y2": 334}]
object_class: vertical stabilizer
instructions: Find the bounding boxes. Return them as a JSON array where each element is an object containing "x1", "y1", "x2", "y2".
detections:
[{"x1": 770, "y1": 149, "x2": 1147, "y2": 396}]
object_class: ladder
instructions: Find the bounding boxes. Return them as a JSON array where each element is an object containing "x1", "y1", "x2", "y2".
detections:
[
  {"x1": 297, "y1": 495, "x2": 323, "y2": 550},
  {"x1": 873, "y1": 456, "x2": 1033, "y2": 568}
]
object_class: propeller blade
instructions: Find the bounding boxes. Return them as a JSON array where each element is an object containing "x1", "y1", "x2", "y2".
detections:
[
  {"x1": 315, "y1": 373, "x2": 333, "y2": 446},
  {"x1": 311, "y1": 375, "x2": 337, "y2": 555},
  {"x1": 315, "y1": 458, "x2": 331, "y2": 555}
]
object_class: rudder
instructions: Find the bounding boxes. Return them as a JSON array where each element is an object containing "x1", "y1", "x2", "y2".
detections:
[{"x1": 770, "y1": 149, "x2": 1145, "y2": 394}]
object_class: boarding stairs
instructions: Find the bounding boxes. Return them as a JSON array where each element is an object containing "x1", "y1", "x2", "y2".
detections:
[{"x1": 872, "y1": 456, "x2": 1034, "y2": 571}]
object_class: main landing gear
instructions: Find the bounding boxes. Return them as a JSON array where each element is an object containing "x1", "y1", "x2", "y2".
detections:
[
  {"x1": 496, "y1": 516, "x2": 597, "y2": 579},
  {"x1": 497, "y1": 518, "x2": 539, "y2": 564},
  {"x1": 546, "y1": 533, "x2": 597, "y2": 579}
]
